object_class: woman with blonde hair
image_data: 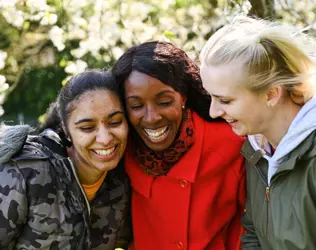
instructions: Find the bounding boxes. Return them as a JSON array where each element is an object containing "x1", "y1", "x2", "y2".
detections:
[{"x1": 200, "y1": 16, "x2": 316, "y2": 250}]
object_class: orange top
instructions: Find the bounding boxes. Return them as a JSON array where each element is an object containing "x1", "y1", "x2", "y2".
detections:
[{"x1": 82, "y1": 171, "x2": 107, "y2": 201}]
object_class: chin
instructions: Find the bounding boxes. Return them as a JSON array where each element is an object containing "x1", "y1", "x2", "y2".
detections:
[
  {"x1": 232, "y1": 128, "x2": 246, "y2": 137},
  {"x1": 144, "y1": 138, "x2": 174, "y2": 152},
  {"x1": 145, "y1": 143, "x2": 168, "y2": 152}
]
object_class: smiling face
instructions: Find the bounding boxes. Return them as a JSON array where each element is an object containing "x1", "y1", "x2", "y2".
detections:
[
  {"x1": 200, "y1": 62, "x2": 270, "y2": 136},
  {"x1": 124, "y1": 70, "x2": 186, "y2": 151},
  {"x1": 66, "y1": 89, "x2": 128, "y2": 173}
]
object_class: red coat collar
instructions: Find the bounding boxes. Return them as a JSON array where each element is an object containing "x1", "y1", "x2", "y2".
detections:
[{"x1": 124, "y1": 112, "x2": 204, "y2": 198}]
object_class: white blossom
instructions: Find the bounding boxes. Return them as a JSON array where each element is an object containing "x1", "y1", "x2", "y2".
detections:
[
  {"x1": 40, "y1": 13, "x2": 58, "y2": 26},
  {"x1": 0, "y1": 82, "x2": 9, "y2": 92},
  {"x1": 26, "y1": 0, "x2": 50, "y2": 12},
  {"x1": 0, "y1": 51, "x2": 7, "y2": 70},
  {"x1": 0, "y1": 105, "x2": 4, "y2": 116},
  {"x1": 0, "y1": 75, "x2": 8, "y2": 116},
  {"x1": 71, "y1": 47, "x2": 88, "y2": 59},
  {"x1": 2, "y1": 8, "x2": 24, "y2": 28},
  {"x1": 0, "y1": 93, "x2": 5, "y2": 104},
  {"x1": 0, "y1": 75, "x2": 8, "y2": 89},
  {"x1": 64, "y1": 0, "x2": 91, "y2": 13},
  {"x1": 48, "y1": 26, "x2": 65, "y2": 51},
  {"x1": 0, "y1": 0, "x2": 18, "y2": 8},
  {"x1": 65, "y1": 60, "x2": 88, "y2": 75},
  {"x1": 111, "y1": 47, "x2": 124, "y2": 60}
]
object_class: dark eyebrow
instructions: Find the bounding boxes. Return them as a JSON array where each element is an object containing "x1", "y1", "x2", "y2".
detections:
[
  {"x1": 108, "y1": 110, "x2": 124, "y2": 119},
  {"x1": 212, "y1": 94, "x2": 222, "y2": 98},
  {"x1": 156, "y1": 90, "x2": 174, "y2": 97},
  {"x1": 125, "y1": 90, "x2": 174, "y2": 101},
  {"x1": 74, "y1": 118, "x2": 93, "y2": 125},
  {"x1": 74, "y1": 111, "x2": 124, "y2": 125},
  {"x1": 212, "y1": 94, "x2": 229, "y2": 99}
]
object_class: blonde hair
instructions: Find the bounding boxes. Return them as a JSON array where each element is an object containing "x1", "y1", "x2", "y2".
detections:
[{"x1": 200, "y1": 16, "x2": 316, "y2": 105}]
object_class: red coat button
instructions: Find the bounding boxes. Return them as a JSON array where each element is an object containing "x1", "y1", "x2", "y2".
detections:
[
  {"x1": 176, "y1": 241, "x2": 184, "y2": 249},
  {"x1": 180, "y1": 180, "x2": 188, "y2": 188}
]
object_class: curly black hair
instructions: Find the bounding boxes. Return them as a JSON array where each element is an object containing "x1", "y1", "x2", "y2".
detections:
[{"x1": 111, "y1": 41, "x2": 217, "y2": 122}]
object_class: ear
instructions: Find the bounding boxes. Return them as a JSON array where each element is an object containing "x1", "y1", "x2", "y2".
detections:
[
  {"x1": 61, "y1": 122, "x2": 72, "y2": 146},
  {"x1": 265, "y1": 86, "x2": 282, "y2": 108}
]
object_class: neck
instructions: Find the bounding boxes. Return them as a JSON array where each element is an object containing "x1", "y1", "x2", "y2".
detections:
[
  {"x1": 263, "y1": 101, "x2": 302, "y2": 148},
  {"x1": 71, "y1": 150, "x2": 106, "y2": 185}
]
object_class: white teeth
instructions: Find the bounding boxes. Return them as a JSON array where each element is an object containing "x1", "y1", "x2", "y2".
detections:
[
  {"x1": 226, "y1": 119, "x2": 235, "y2": 123},
  {"x1": 94, "y1": 147, "x2": 115, "y2": 156},
  {"x1": 144, "y1": 126, "x2": 168, "y2": 138}
]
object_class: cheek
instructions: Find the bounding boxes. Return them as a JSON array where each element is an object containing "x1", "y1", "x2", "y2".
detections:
[
  {"x1": 114, "y1": 124, "x2": 129, "y2": 142},
  {"x1": 169, "y1": 109, "x2": 183, "y2": 127},
  {"x1": 72, "y1": 133, "x2": 93, "y2": 149}
]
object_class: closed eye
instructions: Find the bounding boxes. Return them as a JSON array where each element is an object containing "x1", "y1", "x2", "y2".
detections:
[
  {"x1": 109, "y1": 120, "x2": 123, "y2": 127},
  {"x1": 79, "y1": 126, "x2": 94, "y2": 131},
  {"x1": 129, "y1": 104, "x2": 143, "y2": 109},
  {"x1": 219, "y1": 99, "x2": 231, "y2": 105},
  {"x1": 159, "y1": 101, "x2": 173, "y2": 106}
]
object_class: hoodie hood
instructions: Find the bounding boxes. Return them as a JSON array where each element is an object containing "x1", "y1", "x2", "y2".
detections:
[
  {"x1": 248, "y1": 96, "x2": 316, "y2": 185},
  {"x1": 0, "y1": 124, "x2": 33, "y2": 163}
]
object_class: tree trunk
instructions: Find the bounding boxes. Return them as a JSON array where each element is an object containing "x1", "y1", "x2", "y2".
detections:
[{"x1": 248, "y1": 0, "x2": 275, "y2": 19}]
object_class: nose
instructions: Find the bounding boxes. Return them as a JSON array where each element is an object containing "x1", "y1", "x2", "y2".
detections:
[
  {"x1": 143, "y1": 105, "x2": 162, "y2": 124},
  {"x1": 96, "y1": 126, "x2": 113, "y2": 145},
  {"x1": 209, "y1": 100, "x2": 225, "y2": 118}
]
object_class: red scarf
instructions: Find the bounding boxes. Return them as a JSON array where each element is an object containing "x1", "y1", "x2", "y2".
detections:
[{"x1": 133, "y1": 109, "x2": 195, "y2": 176}]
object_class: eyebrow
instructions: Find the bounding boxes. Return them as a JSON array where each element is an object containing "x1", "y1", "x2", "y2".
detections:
[
  {"x1": 74, "y1": 111, "x2": 124, "y2": 125},
  {"x1": 156, "y1": 90, "x2": 174, "y2": 97},
  {"x1": 125, "y1": 90, "x2": 174, "y2": 100},
  {"x1": 212, "y1": 94, "x2": 230, "y2": 99},
  {"x1": 212, "y1": 94, "x2": 222, "y2": 98}
]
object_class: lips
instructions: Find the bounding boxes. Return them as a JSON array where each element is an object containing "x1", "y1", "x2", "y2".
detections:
[
  {"x1": 226, "y1": 119, "x2": 237, "y2": 123},
  {"x1": 143, "y1": 125, "x2": 169, "y2": 143},
  {"x1": 93, "y1": 146, "x2": 116, "y2": 156}
]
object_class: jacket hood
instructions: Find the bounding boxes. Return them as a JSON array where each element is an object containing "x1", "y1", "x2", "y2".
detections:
[
  {"x1": 0, "y1": 124, "x2": 33, "y2": 164},
  {"x1": 248, "y1": 96, "x2": 316, "y2": 185}
]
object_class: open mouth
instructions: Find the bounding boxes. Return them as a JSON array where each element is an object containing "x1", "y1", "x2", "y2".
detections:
[
  {"x1": 226, "y1": 119, "x2": 237, "y2": 123},
  {"x1": 93, "y1": 146, "x2": 117, "y2": 156},
  {"x1": 143, "y1": 125, "x2": 169, "y2": 143},
  {"x1": 226, "y1": 119, "x2": 238, "y2": 129}
]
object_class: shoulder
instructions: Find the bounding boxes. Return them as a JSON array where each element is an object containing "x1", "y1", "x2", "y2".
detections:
[
  {"x1": 0, "y1": 161, "x2": 28, "y2": 218},
  {"x1": 1, "y1": 139, "x2": 60, "y2": 187},
  {"x1": 0, "y1": 124, "x2": 33, "y2": 164},
  {"x1": 0, "y1": 161, "x2": 26, "y2": 189}
]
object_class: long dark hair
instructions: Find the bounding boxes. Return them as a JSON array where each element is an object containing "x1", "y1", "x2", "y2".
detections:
[
  {"x1": 40, "y1": 70, "x2": 126, "y2": 178},
  {"x1": 112, "y1": 41, "x2": 218, "y2": 121}
]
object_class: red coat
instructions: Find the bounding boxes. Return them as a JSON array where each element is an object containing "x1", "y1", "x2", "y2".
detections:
[{"x1": 125, "y1": 112, "x2": 245, "y2": 250}]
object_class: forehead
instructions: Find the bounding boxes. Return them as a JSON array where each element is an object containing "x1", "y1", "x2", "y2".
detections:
[
  {"x1": 200, "y1": 62, "x2": 248, "y2": 96},
  {"x1": 124, "y1": 71, "x2": 175, "y2": 96},
  {"x1": 69, "y1": 89, "x2": 122, "y2": 118}
]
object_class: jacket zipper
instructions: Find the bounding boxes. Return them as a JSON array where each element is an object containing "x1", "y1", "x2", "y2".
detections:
[
  {"x1": 265, "y1": 186, "x2": 270, "y2": 240},
  {"x1": 68, "y1": 158, "x2": 91, "y2": 215}
]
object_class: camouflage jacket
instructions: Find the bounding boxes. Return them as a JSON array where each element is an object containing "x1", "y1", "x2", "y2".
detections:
[{"x1": 0, "y1": 125, "x2": 131, "y2": 250}]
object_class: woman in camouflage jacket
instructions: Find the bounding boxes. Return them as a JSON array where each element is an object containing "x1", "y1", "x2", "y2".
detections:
[{"x1": 0, "y1": 70, "x2": 131, "y2": 250}]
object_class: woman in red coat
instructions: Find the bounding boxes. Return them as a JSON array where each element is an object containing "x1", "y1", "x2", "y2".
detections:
[{"x1": 112, "y1": 41, "x2": 245, "y2": 250}]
